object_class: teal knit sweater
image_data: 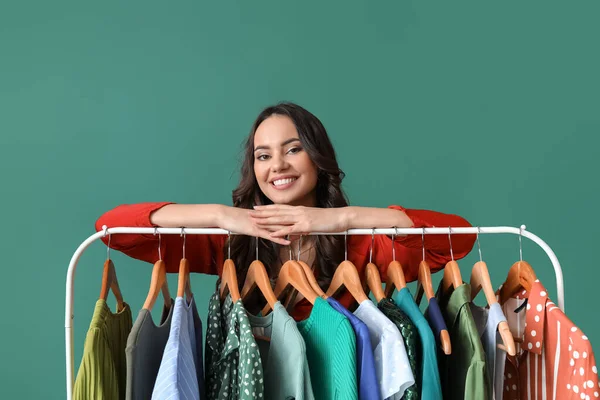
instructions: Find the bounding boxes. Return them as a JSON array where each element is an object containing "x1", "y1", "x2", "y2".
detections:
[{"x1": 297, "y1": 297, "x2": 358, "y2": 400}]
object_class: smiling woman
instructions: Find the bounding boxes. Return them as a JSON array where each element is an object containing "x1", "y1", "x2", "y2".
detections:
[{"x1": 95, "y1": 102, "x2": 476, "y2": 319}]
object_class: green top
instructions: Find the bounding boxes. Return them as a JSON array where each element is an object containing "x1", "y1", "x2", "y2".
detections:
[
  {"x1": 297, "y1": 297, "x2": 358, "y2": 400},
  {"x1": 247, "y1": 301, "x2": 315, "y2": 400},
  {"x1": 73, "y1": 299, "x2": 133, "y2": 400},
  {"x1": 377, "y1": 298, "x2": 420, "y2": 400},
  {"x1": 436, "y1": 283, "x2": 489, "y2": 400},
  {"x1": 205, "y1": 291, "x2": 264, "y2": 400},
  {"x1": 392, "y1": 287, "x2": 442, "y2": 400}
]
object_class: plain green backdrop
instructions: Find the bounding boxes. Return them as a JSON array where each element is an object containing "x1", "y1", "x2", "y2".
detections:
[{"x1": 1, "y1": 1, "x2": 599, "y2": 398}]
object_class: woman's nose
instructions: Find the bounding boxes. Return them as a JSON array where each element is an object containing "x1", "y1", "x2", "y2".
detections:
[{"x1": 270, "y1": 155, "x2": 289, "y2": 172}]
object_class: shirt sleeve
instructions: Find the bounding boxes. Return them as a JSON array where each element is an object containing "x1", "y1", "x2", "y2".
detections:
[
  {"x1": 95, "y1": 202, "x2": 224, "y2": 274},
  {"x1": 371, "y1": 205, "x2": 476, "y2": 280},
  {"x1": 334, "y1": 318, "x2": 359, "y2": 400}
]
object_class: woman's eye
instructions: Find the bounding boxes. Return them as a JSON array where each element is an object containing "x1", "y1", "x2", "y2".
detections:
[
  {"x1": 256, "y1": 154, "x2": 270, "y2": 161},
  {"x1": 287, "y1": 147, "x2": 302, "y2": 155}
]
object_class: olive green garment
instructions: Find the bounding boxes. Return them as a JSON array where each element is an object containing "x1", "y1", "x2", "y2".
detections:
[
  {"x1": 377, "y1": 298, "x2": 420, "y2": 400},
  {"x1": 436, "y1": 282, "x2": 489, "y2": 400},
  {"x1": 73, "y1": 299, "x2": 133, "y2": 400}
]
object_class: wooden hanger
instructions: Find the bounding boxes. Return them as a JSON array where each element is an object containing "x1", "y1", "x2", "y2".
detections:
[
  {"x1": 219, "y1": 259, "x2": 241, "y2": 303},
  {"x1": 384, "y1": 260, "x2": 407, "y2": 298},
  {"x1": 365, "y1": 263, "x2": 386, "y2": 303},
  {"x1": 297, "y1": 260, "x2": 328, "y2": 298},
  {"x1": 498, "y1": 260, "x2": 537, "y2": 305},
  {"x1": 441, "y1": 260, "x2": 463, "y2": 294},
  {"x1": 470, "y1": 260, "x2": 516, "y2": 356},
  {"x1": 177, "y1": 258, "x2": 193, "y2": 302},
  {"x1": 325, "y1": 260, "x2": 369, "y2": 303},
  {"x1": 99, "y1": 259, "x2": 125, "y2": 312},
  {"x1": 415, "y1": 235, "x2": 452, "y2": 355},
  {"x1": 262, "y1": 260, "x2": 319, "y2": 315},
  {"x1": 142, "y1": 259, "x2": 172, "y2": 311},
  {"x1": 142, "y1": 231, "x2": 172, "y2": 311},
  {"x1": 241, "y1": 259, "x2": 278, "y2": 309}
]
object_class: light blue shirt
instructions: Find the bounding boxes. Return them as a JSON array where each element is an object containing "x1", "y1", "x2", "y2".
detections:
[
  {"x1": 469, "y1": 301, "x2": 508, "y2": 400},
  {"x1": 152, "y1": 296, "x2": 201, "y2": 400}
]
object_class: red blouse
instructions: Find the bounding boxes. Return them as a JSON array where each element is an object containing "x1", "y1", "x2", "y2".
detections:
[{"x1": 95, "y1": 202, "x2": 476, "y2": 320}]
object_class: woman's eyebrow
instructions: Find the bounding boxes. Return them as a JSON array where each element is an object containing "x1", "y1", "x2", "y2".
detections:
[{"x1": 254, "y1": 137, "x2": 300, "y2": 152}]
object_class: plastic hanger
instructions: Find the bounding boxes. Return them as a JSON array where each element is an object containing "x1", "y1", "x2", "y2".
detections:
[
  {"x1": 177, "y1": 229, "x2": 193, "y2": 303},
  {"x1": 364, "y1": 229, "x2": 386, "y2": 303},
  {"x1": 241, "y1": 237, "x2": 278, "y2": 309},
  {"x1": 441, "y1": 228, "x2": 463, "y2": 295},
  {"x1": 384, "y1": 227, "x2": 407, "y2": 298},
  {"x1": 414, "y1": 228, "x2": 452, "y2": 355},
  {"x1": 325, "y1": 232, "x2": 369, "y2": 303},
  {"x1": 219, "y1": 232, "x2": 241, "y2": 303},
  {"x1": 143, "y1": 229, "x2": 172, "y2": 311},
  {"x1": 470, "y1": 228, "x2": 516, "y2": 356},
  {"x1": 498, "y1": 226, "x2": 537, "y2": 306},
  {"x1": 99, "y1": 230, "x2": 125, "y2": 312}
]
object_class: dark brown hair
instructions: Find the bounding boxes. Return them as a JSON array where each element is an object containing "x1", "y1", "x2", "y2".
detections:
[{"x1": 225, "y1": 102, "x2": 349, "y2": 307}]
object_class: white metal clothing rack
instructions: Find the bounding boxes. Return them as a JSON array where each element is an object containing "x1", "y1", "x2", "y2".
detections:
[{"x1": 64, "y1": 225, "x2": 564, "y2": 400}]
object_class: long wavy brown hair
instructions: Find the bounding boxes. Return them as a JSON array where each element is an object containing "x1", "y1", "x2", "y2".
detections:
[{"x1": 224, "y1": 102, "x2": 349, "y2": 307}]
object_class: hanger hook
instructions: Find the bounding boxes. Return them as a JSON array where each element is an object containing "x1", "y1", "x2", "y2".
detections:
[
  {"x1": 256, "y1": 236, "x2": 259, "y2": 260},
  {"x1": 287, "y1": 235, "x2": 292, "y2": 261},
  {"x1": 154, "y1": 227, "x2": 162, "y2": 261},
  {"x1": 344, "y1": 230, "x2": 348, "y2": 261},
  {"x1": 448, "y1": 227, "x2": 454, "y2": 261},
  {"x1": 476, "y1": 227, "x2": 482, "y2": 262},
  {"x1": 370, "y1": 228, "x2": 375, "y2": 264},
  {"x1": 297, "y1": 235, "x2": 302, "y2": 261},
  {"x1": 181, "y1": 227, "x2": 186, "y2": 259},
  {"x1": 227, "y1": 231, "x2": 231, "y2": 259},
  {"x1": 421, "y1": 228, "x2": 426, "y2": 262},
  {"x1": 103, "y1": 225, "x2": 111, "y2": 260},
  {"x1": 392, "y1": 227, "x2": 398, "y2": 261}
]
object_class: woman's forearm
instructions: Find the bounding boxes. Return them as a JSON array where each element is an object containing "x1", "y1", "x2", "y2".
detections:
[
  {"x1": 150, "y1": 204, "x2": 225, "y2": 228},
  {"x1": 342, "y1": 206, "x2": 413, "y2": 231}
]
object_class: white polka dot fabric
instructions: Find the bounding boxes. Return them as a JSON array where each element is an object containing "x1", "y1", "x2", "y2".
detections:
[{"x1": 500, "y1": 280, "x2": 598, "y2": 400}]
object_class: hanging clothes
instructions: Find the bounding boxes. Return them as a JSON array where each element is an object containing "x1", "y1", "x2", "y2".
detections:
[
  {"x1": 354, "y1": 299, "x2": 415, "y2": 399},
  {"x1": 247, "y1": 301, "x2": 314, "y2": 400},
  {"x1": 151, "y1": 296, "x2": 203, "y2": 400},
  {"x1": 469, "y1": 302, "x2": 508, "y2": 400},
  {"x1": 500, "y1": 280, "x2": 598, "y2": 400},
  {"x1": 393, "y1": 287, "x2": 443, "y2": 400},
  {"x1": 296, "y1": 297, "x2": 359, "y2": 400},
  {"x1": 125, "y1": 299, "x2": 174, "y2": 400},
  {"x1": 205, "y1": 290, "x2": 264, "y2": 400},
  {"x1": 435, "y1": 282, "x2": 489, "y2": 400},
  {"x1": 327, "y1": 297, "x2": 381, "y2": 400},
  {"x1": 73, "y1": 299, "x2": 132, "y2": 400},
  {"x1": 377, "y1": 298, "x2": 420, "y2": 400}
]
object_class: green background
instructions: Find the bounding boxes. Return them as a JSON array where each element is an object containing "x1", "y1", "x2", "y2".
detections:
[{"x1": 1, "y1": 1, "x2": 599, "y2": 398}]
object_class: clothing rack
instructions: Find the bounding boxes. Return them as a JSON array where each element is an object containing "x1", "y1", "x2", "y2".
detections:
[{"x1": 64, "y1": 224, "x2": 564, "y2": 400}]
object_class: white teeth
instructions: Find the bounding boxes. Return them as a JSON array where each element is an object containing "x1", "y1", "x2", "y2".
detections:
[{"x1": 272, "y1": 178, "x2": 297, "y2": 186}]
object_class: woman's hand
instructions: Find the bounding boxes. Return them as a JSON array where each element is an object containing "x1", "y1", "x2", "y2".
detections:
[
  {"x1": 248, "y1": 205, "x2": 350, "y2": 242},
  {"x1": 218, "y1": 205, "x2": 291, "y2": 246}
]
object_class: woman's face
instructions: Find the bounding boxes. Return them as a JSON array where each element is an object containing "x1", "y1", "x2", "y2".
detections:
[{"x1": 253, "y1": 115, "x2": 319, "y2": 206}]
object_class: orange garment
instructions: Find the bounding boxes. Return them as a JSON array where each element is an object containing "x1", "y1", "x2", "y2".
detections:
[
  {"x1": 95, "y1": 202, "x2": 475, "y2": 320},
  {"x1": 501, "y1": 280, "x2": 598, "y2": 400}
]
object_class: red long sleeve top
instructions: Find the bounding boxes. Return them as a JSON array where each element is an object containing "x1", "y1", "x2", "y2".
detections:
[{"x1": 95, "y1": 202, "x2": 476, "y2": 320}]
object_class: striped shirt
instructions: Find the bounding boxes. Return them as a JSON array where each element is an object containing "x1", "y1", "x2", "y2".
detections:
[
  {"x1": 501, "y1": 280, "x2": 598, "y2": 400},
  {"x1": 152, "y1": 297, "x2": 202, "y2": 400}
]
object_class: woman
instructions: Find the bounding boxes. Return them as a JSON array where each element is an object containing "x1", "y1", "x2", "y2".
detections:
[{"x1": 96, "y1": 102, "x2": 475, "y2": 320}]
